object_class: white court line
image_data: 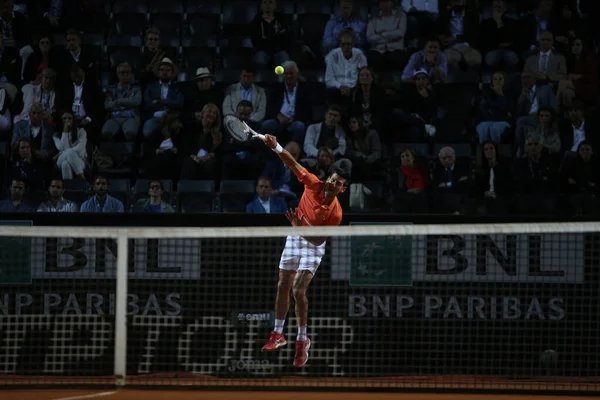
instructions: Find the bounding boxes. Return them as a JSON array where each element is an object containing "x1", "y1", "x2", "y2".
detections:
[{"x1": 53, "y1": 391, "x2": 116, "y2": 400}]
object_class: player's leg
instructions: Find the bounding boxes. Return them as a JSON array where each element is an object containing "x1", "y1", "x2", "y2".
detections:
[
  {"x1": 262, "y1": 236, "x2": 299, "y2": 352},
  {"x1": 291, "y1": 239, "x2": 326, "y2": 367}
]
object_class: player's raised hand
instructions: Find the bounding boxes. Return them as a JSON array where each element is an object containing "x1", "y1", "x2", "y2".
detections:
[
  {"x1": 262, "y1": 134, "x2": 278, "y2": 149},
  {"x1": 285, "y1": 208, "x2": 301, "y2": 227}
]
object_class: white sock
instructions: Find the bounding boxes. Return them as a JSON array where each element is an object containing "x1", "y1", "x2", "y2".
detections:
[
  {"x1": 274, "y1": 319, "x2": 285, "y2": 334},
  {"x1": 297, "y1": 325, "x2": 307, "y2": 341}
]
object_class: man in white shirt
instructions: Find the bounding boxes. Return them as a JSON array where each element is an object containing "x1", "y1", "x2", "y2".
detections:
[
  {"x1": 37, "y1": 179, "x2": 79, "y2": 212},
  {"x1": 325, "y1": 29, "x2": 367, "y2": 106},
  {"x1": 561, "y1": 100, "x2": 591, "y2": 155}
]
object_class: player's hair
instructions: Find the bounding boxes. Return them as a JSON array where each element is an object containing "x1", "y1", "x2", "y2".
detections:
[{"x1": 328, "y1": 166, "x2": 350, "y2": 187}]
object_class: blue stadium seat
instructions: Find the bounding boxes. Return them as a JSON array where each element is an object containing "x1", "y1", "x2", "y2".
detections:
[
  {"x1": 393, "y1": 143, "x2": 430, "y2": 157},
  {"x1": 296, "y1": 13, "x2": 331, "y2": 53},
  {"x1": 185, "y1": 13, "x2": 220, "y2": 37},
  {"x1": 297, "y1": 1, "x2": 333, "y2": 15},
  {"x1": 62, "y1": 180, "x2": 92, "y2": 206},
  {"x1": 112, "y1": 0, "x2": 148, "y2": 15},
  {"x1": 111, "y1": 13, "x2": 148, "y2": 36},
  {"x1": 107, "y1": 179, "x2": 132, "y2": 208},
  {"x1": 106, "y1": 34, "x2": 143, "y2": 47},
  {"x1": 107, "y1": 46, "x2": 143, "y2": 70},
  {"x1": 150, "y1": 13, "x2": 183, "y2": 42},
  {"x1": 181, "y1": 47, "x2": 217, "y2": 71},
  {"x1": 177, "y1": 180, "x2": 215, "y2": 213},
  {"x1": 222, "y1": 0, "x2": 259, "y2": 36},
  {"x1": 220, "y1": 37, "x2": 253, "y2": 70},
  {"x1": 148, "y1": 0, "x2": 184, "y2": 14},
  {"x1": 218, "y1": 180, "x2": 256, "y2": 213},
  {"x1": 185, "y1": 0, "x2": 222, "y2": 15},
  {"x1": 82, "y1": 33, "x2": 105, "y2": 47},
  {"x1": 97, "y1": 142, "x2": 138, "y2": 179},
  {"x1": 278, "y1": 0, "x2": 296, "y2": 16}
]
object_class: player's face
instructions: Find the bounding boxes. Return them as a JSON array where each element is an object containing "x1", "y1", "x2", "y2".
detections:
[{"x1": 324, "y1": 173, "x2": 347, "y2": 198}]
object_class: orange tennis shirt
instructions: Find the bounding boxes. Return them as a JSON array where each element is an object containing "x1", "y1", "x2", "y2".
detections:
[{"x1": 294, "y1": 167, "x2": 342, "y2": 227}]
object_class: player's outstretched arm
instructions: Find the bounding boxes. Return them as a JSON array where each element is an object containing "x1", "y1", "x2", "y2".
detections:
[{"x1": 260, "y1": 134, "x2": 305, "y2": 175}]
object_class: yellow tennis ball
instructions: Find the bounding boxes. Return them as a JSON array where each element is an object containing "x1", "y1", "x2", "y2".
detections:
[{"x1": 275, "y1": 66, "x2": 284, "y2": 75}]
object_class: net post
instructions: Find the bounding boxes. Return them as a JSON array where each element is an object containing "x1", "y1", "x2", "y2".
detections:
[{"x1": 114, "y1": 234, "x2": 128, "y2": 387}]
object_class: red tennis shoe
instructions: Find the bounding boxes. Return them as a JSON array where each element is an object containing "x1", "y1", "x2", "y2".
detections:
[
  {"x1": 261, "y1": 331, "x2": 287, "y2": 352},
  {"x1": 293, "y1": 337, "x2": 311, "y2": 368}
]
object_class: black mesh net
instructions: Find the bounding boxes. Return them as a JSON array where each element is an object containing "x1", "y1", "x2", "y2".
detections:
[{"x1": 0, "y1": 227, "x2": 599, "y2": 392}]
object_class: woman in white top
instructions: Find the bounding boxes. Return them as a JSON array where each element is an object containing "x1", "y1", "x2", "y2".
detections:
[{"x1": 53, "y1": 110, "x2": 87, "y2": 180}]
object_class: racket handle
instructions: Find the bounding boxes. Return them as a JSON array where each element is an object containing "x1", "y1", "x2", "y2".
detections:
[{"x1": 253, "y1": 133, "x2": 266, "y2": 140}]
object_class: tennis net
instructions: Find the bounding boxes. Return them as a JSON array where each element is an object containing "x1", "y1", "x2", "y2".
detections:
[{"x1": 0, "y1": 223, "x2": 599, "y2": 393}]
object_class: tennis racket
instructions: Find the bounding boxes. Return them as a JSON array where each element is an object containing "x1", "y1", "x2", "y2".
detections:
[{"x1": 223, "y1": 115, "x2": 266, "y2": 142}]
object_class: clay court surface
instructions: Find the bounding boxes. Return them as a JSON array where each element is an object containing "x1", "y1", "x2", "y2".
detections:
[{"x1": 0, "y1": 392, "x2": 597, "y2": 400}]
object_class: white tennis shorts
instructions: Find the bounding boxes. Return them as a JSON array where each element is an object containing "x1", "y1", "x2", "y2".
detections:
[{"x1": 278, "y1": 235, "x2": 327, "y2": 275}]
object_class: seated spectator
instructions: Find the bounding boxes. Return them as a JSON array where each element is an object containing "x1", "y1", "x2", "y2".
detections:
[
  {"x1": 325, "y1": 29, "x2": 368, "y2": 106},
  {"x1": 524, "y1": 31, "x2": 567, "y2": 87},
  {"x1": 386, "y1": 147, "x2": 430, "y2": 213},
  {"x1": 0, "y1": 178, "x2": 36, "y2": 212},
  {"x1": 560, "y1": 100, "x2": 594, "y2": 155},
  {"x1": 476, "y1": 70, "x2": 514, "y2": 143},
  {"x1": 139, "y1": 28, "x2": 170, "y2": 87},
  {"x1": 9, "y1": 138, "x2": 44, "y2": 190},
  {"x1": 0, "y1": 86, "x2": 11, "y2": 137},
  {"x1": 22, "y1": 35, "x2": 54, "y2": 84},
  {"x1": 37, "y1": 179, "x2": 79, "y2": 212},
  {"x1": 52, "y1": 29, "x2": 97, "y2": 86},
  {"x1": 221, "y1": 100, "x2": 268, "y2": 180},
  {"x1": 345, "y1": 116, "x2": 383, "y2": 182},
  {"x1": 56, "y1": 64, "x2": 103, "y2": 144},
  {"x1": 513, "y1": 132, "x2": 559, "y2": 215},
  {"x1": 14, "y1": 68, "x2": 57, "y2": 125},
  {"x1": 181, "y1": 68, "x2": 223, "y2": 125},
  {"x1": 350, "y1": 67, "x2": 388, "y2": 137},
  {"x1": 303, "y1": 105, "x2": 352, "y2": 174},
  {"x1": 515, "y1": 69, "x2": 557, "y2": 157},
  {"x1": 308, "y1": 147, "x2": 338, "y2": 180},
  {"x1": 518, "y1": 0, "x2": 557, "y2": 57},
  {"x1": 401, "y1": 36, "x2": 447, "y2": 85},
  {"x1": 102, "y1": 62, "x2": 142, "y2": 142},
  {"x1": 366, "y1": 0, "x2": 408, "y2": 71},
  {"x1": 437, "y1": 0, "x2": 482, "y2": 75},
  {"x1": 12, "y1": 103, "x2": 55, "y2": 162},
  {"x1": 561, "y1": 140, "x2": 599, "y2": 215},
  {"x1": 80, "y1": 175, "x2": 125, "y2": 213},
  {"x1": 141, "y1": 58, "x2": 184, "y2": 138},
  {"x1": 261, "y1": 141, "x2": 304, "y2": 202},
  {"x1": 0, "y1": 28, "x2": 22, "y2": 97},
  {"x1": 262, "y1": 61, "x2": 310, "y2": 145},
  {"x1": 53, "y1": 111, "x2": 88, "y2": 180},
  {"x1": 479, "y1": 0, "x2": 519, "y2": 71},
  {"x1": 556, "y1": 37, "x2": 597, "y2": 109},
  {"x1": 132, "y1": 181, "x2": 175, "y2": 213},
  {"x1": 394, "y1": 69, "x2": 439, "y2": 142},
  {"x1": 246, "y1": 176, "x2": 288, "y2": 213},
  {"x1": 146, "y1": 110, "x2": 184, "y2": 180},
  {"x1": 0, "y1": 1, "x2": 31, "y2": 68},
  {"x1": 528, "y1": 106, "x2": 561, "y2": 156},
  {"x1": 222, "y1": 66, "x2": 267, "y2": 123},
  {"x1": 474, "y1": 141, "x2": 512, "y2": 214},
  {"x1": 551, "y1": 2, "x2": 583, "y2": 54},
  {"x1": 250, "y1": 0, "x2": 292, "y2": 69},
  {"x1": 323, "y1": 0, "x2": 367, "y2": 54},
  {"x1": 431, "y1": 146, "x2": 471, "y2": 214},
  {"x1": 180, "y1": 103, "x2": 222, "y2": 180}
]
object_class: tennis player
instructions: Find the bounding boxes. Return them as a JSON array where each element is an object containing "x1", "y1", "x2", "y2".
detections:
[{"x1": 258, "y1": 134, "x2": 349, "y2": 368}]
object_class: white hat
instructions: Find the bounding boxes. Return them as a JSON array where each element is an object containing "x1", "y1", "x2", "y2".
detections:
[
  {"x1": 413, "y1": 68, "x2": 428, "y2": 78},
  {"x1": 195, "y1": 67, "x2": 215, "y2": 80}
]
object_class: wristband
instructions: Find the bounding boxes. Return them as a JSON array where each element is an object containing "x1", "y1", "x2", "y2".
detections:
[{"x1": 272, "y1": 144, "x2": 283, "y2": 154}]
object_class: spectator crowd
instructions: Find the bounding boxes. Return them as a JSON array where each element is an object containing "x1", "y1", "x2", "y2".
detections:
[{"x1": 0, "y1": 0, "x2": 598, "y2": 216}]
